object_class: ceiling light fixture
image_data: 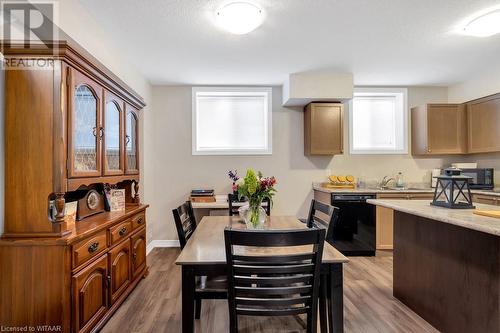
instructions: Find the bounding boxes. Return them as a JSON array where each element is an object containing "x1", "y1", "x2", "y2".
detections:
[
  {"x1": 215, "y1": 2, "x2": 264, "y2": 35},
  {"x1": 462, "y1": 8, "x2": 500, "y2": 37}
]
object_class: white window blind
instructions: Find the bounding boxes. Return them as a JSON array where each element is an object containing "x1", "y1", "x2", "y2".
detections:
[
  {"x1": 192, "y1": 87, "x2": 272, "y2": 155},
  {"x1": 349, "y1": 88, "x2": 408, "y2": 154}
]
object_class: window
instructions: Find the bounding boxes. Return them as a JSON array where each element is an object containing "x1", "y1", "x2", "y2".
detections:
[
  {"x1": 349, "y1": 88, "x2": 408, "y2": 154},
  {"x1": 192, "y1": 87, "x2": 272, "y2": 155}
]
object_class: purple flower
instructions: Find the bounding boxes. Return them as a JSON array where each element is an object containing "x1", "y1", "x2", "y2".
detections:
[{"x1": 228, "y1": 170, "x2": 239, "y2": 182}]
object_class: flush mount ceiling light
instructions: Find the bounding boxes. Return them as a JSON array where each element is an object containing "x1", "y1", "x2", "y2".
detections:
[
  {"x1": 215, "y1": 2, "x2": 264, "y2": 35},
  {"x1": 462, "y1": 9, "x2": 500, "y2": 37}
]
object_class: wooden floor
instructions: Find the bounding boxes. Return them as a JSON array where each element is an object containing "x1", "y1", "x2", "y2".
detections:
[{"x1": 101, "y1": 248, "x2": 438, "y2": 333}]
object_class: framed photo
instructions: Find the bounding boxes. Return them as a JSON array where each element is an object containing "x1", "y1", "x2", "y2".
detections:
[
  {"x1": 110, "y1": 189, "x2": 126, "y2": 211},
  {"x1": 64, "y1": 201, "x2": 78, "y2": 228}
]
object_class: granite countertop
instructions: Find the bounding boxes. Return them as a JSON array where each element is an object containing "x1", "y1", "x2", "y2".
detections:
[
  {"x1": 312, "y1": 183, "x2": 500, "y2": 197},
  {"x1": 367, "y1": 199, "x2": 500, "y2": 236},
  {"x1": 312, "y1": 183, "x2": 435, "y2": 194}
]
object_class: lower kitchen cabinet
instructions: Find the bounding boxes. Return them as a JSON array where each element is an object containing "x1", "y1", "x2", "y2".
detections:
[
  {"x1": 472, "y1": 193, "x2": 500, "y2": 206},
  {"x1": 131, "y1": 228, "x2": 147, "y2": 279},
  {"x1": 375, "y1": 193, "x2": 435, "y2": 250},
  {"x1": 108, "y1": 239, "x2": 132, "y2": 304},
  {"x1": 72, "y1": 255, "x2": 109, "y2": 333}
]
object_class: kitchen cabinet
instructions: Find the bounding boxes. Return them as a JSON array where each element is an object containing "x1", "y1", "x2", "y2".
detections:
[
  {"x1": 375, "y1": 192, "x2": 435, "y2": 250},
  {"x1": 472, "y1": 193, "x2": 500, "y2": 206},
  {"x1": 304, "y1": 103, "x2": 343, "y2": 155},
  {"x1": 467, "y1": 94, "x2": 500, "y2": 153},
  {"x1": 411, "y1": 104, "x2": 467, "y2": 155}
]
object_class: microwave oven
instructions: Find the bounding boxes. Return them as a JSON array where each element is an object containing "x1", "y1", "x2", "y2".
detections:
[{"x1": 459, "y1": 168, "x2": 494, "y2": 190}]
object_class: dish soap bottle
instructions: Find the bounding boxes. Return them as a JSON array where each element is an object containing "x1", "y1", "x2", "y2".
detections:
[{"x1": 396, "y1": 172, "x2": 404, "y2": 188}]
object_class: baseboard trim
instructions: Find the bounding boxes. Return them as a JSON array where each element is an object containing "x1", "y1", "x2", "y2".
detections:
[{"x1": 146, "y1": 240, "x2": 180, "y2": 254}]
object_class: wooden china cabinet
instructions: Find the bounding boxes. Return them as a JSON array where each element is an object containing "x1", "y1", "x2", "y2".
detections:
[{"x1": 0, "y1": 38, "x2": 148, "y2": 333}]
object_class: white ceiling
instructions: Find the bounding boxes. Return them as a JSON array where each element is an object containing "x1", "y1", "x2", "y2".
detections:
[{"x1": 80, "y1": 0, "x2": 500, "y2": 86}]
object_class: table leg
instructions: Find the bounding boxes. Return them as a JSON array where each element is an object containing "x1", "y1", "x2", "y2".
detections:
[
  {"x1": 182, "y1": 266, "x2": 196, "y2": 333},
  {"x1": 328, "y1": 264, "x2": 344, "y2": 333},
  {"x1": 319, "y1": 273, "x2": 328, "y2": 333}
]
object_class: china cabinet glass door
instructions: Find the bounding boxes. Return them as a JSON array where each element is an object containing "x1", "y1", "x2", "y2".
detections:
[
  {"x1": 70, "y1": 70, "x2": 102, "y2": 178},
  {"x1": 104, "y1": 94, "x2": 124, "y2": 175},
  {"x1": 125, "y1": 105, "x2": 139, "y2": 174}
]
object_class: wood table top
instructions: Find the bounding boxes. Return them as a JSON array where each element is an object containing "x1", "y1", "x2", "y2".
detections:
[{"x1": 175, "y1": 215, "x2": 349, "y2": 265}]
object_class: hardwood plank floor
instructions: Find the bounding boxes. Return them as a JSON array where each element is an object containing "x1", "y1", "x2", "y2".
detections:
[{"x1": 101, "y1": 249, "x2": 438, "y2": 333}]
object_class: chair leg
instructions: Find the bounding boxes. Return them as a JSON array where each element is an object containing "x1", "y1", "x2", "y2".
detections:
[{"x1": 195, "y1": 298, "x2": 202, "y2": 319}]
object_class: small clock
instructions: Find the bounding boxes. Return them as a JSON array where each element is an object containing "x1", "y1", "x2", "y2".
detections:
[{"x1": 77, "y1": 189, "x2": 105, "y2": 220}]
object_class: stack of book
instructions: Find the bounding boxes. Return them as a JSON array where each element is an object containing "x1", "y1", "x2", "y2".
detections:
[{"x1": 190, "y1": 189, "x2": 215, "y2": 203}]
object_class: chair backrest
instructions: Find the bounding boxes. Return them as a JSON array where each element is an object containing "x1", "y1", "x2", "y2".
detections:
[
  {"x1": 172, "y1": 201, "x2": 197, "y2": 249},
  {"x1": 224, "y1": 228, "x2": 325, "y2": 333},
  {"x1": 228, "y1": 194, "x2": 271, "y2": 217},
  {"x1": 306, "y1": 199, "x2": 339, "y2": 242}
]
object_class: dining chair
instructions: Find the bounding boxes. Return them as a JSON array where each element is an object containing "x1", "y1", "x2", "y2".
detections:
[
  {"x1": 224, "y1": 228, "x2": 326, "y2": 333},
  {"x1": 227, "y1": 194, "x2": 271, "y2": 216},
  {"x1": 306, "y1": 199, "x2": 339, "y2": 242},
  {"x1": 172, "y1": 201, "x2": 227, "y2": 319}
]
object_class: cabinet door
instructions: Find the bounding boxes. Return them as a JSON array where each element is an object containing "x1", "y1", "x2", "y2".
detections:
[
  {"x1": 72, "y1": 255, "x2": 108, "y2": 333},
  {"x1": 305, "y1": 103, "x2": 343, "y2": 155},
  {"x1": 376, "y1": 206, "x2": 394, "y2": 250},
  {"x1": 131, "y1": 228, "x2": 146, "y2": 279},
  {"x1": 125, "y1": 105, "x2": 139, "y2": 174},
  {"x1": 473, "y1": 194, "x2": 499, "y2": 206},
  {"x1": 427, "y1": 104, "x2": 466, "y2": 154},
  {"x1": 108, "y1": 239, "x2": 131, "y2": 304},
  {"x1": 467, "y1": 95, "x2": 500, "y2": 153},
  {"x1": 103, "y1": 92, "x2": 125, "y2": 175},
  {"x1": 69, "y1": 69, "x2": 103, "y2": 178}
]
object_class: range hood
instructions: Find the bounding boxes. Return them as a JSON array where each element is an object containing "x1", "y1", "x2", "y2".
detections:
[{"x1": 282, "y1": 71, "x2": 353, "y2": 107}]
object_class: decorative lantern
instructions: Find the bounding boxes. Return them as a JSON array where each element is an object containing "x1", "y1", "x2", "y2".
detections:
[{"x1": 431, "y1": 168, "x2": 475, "y2": 209}]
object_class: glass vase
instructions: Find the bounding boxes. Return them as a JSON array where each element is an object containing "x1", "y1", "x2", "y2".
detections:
[{"x1": 243, "y1": 204, "x2": 266, "y2": 229}]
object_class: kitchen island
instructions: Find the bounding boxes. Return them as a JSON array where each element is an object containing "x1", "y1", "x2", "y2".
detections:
[{"x1": 368, "y1": 199, "x2": 500, "y2": 333}]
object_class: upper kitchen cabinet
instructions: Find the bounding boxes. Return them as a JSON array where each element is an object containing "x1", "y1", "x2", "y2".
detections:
[
  {"x1": 467, "y1": 93, "x2": 500, "y2": 153},
  {"x1": 69, "y1": 69, "x2": 103, "y2": 178},
  {"x1": 304, "y1": 103, "x2": 344, "y2": 155},
  {"x1": 411, "y1": 104, "x2": 467, "y2": 155},
  {"x1": 125, "y1": 104, "x2": 140, "y2": 174}
]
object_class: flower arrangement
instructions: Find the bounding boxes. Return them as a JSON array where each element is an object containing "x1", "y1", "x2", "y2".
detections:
[
  {"x1": 231, "y1": 169, "x2": 277, "y2": 228},
  {"x1": 228, "y1": 170, "x2": 239, "y2": 194}
]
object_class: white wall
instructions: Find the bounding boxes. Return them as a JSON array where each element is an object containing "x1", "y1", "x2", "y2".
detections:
[
  {"x1": 149, "y1": 85, "x2": 465, "y2": 242},
  {"x1": 448, "y1": 62, "x2": 500, "y2": 103}
]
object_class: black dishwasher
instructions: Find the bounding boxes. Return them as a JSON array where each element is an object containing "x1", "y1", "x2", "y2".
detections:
[{"x1": 330, "y1": 194, "x2": 376, "y2": 256}]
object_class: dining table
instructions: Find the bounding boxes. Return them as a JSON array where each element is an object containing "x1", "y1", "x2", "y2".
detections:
[{"x1": 175, "y1": 215, "x2": 349, "y2": 333}]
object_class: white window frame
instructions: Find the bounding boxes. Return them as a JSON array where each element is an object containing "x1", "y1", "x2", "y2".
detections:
[
  {"x1": 192, "y1": 87, "x2": 272, "y2": 155},
  {"x1": 349, "y1": 87, "x2": 408, "y2": 155}
]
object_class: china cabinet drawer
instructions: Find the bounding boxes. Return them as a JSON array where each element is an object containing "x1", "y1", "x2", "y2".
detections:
[
  {"x1": 108, "y1": 220, "x2": 132, "y2": 246},
  {"x1": 73, "y1": 231, "x2": 107, "y2": 269},
  {"x1": 131, "y1": 212, "x2": 146, "y2": 229}
]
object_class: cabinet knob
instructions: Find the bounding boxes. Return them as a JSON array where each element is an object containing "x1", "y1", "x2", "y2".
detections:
[
  {"x1": 88, "y1": 242, "x2": 99, "y2": 253},
  {"x1": 119, "y1": 227, "x2": 127, "y2": 236},
  {"x1": 137, "y1": 218, "x2": 143, "y2": 225},
  {"x1": 133, "y1": 251, "x2": 137, "y2": 261}
]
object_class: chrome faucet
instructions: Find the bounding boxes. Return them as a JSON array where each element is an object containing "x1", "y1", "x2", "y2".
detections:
[{"x1": 379, "y1": 176, "x2": 396, "y2": 189}]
